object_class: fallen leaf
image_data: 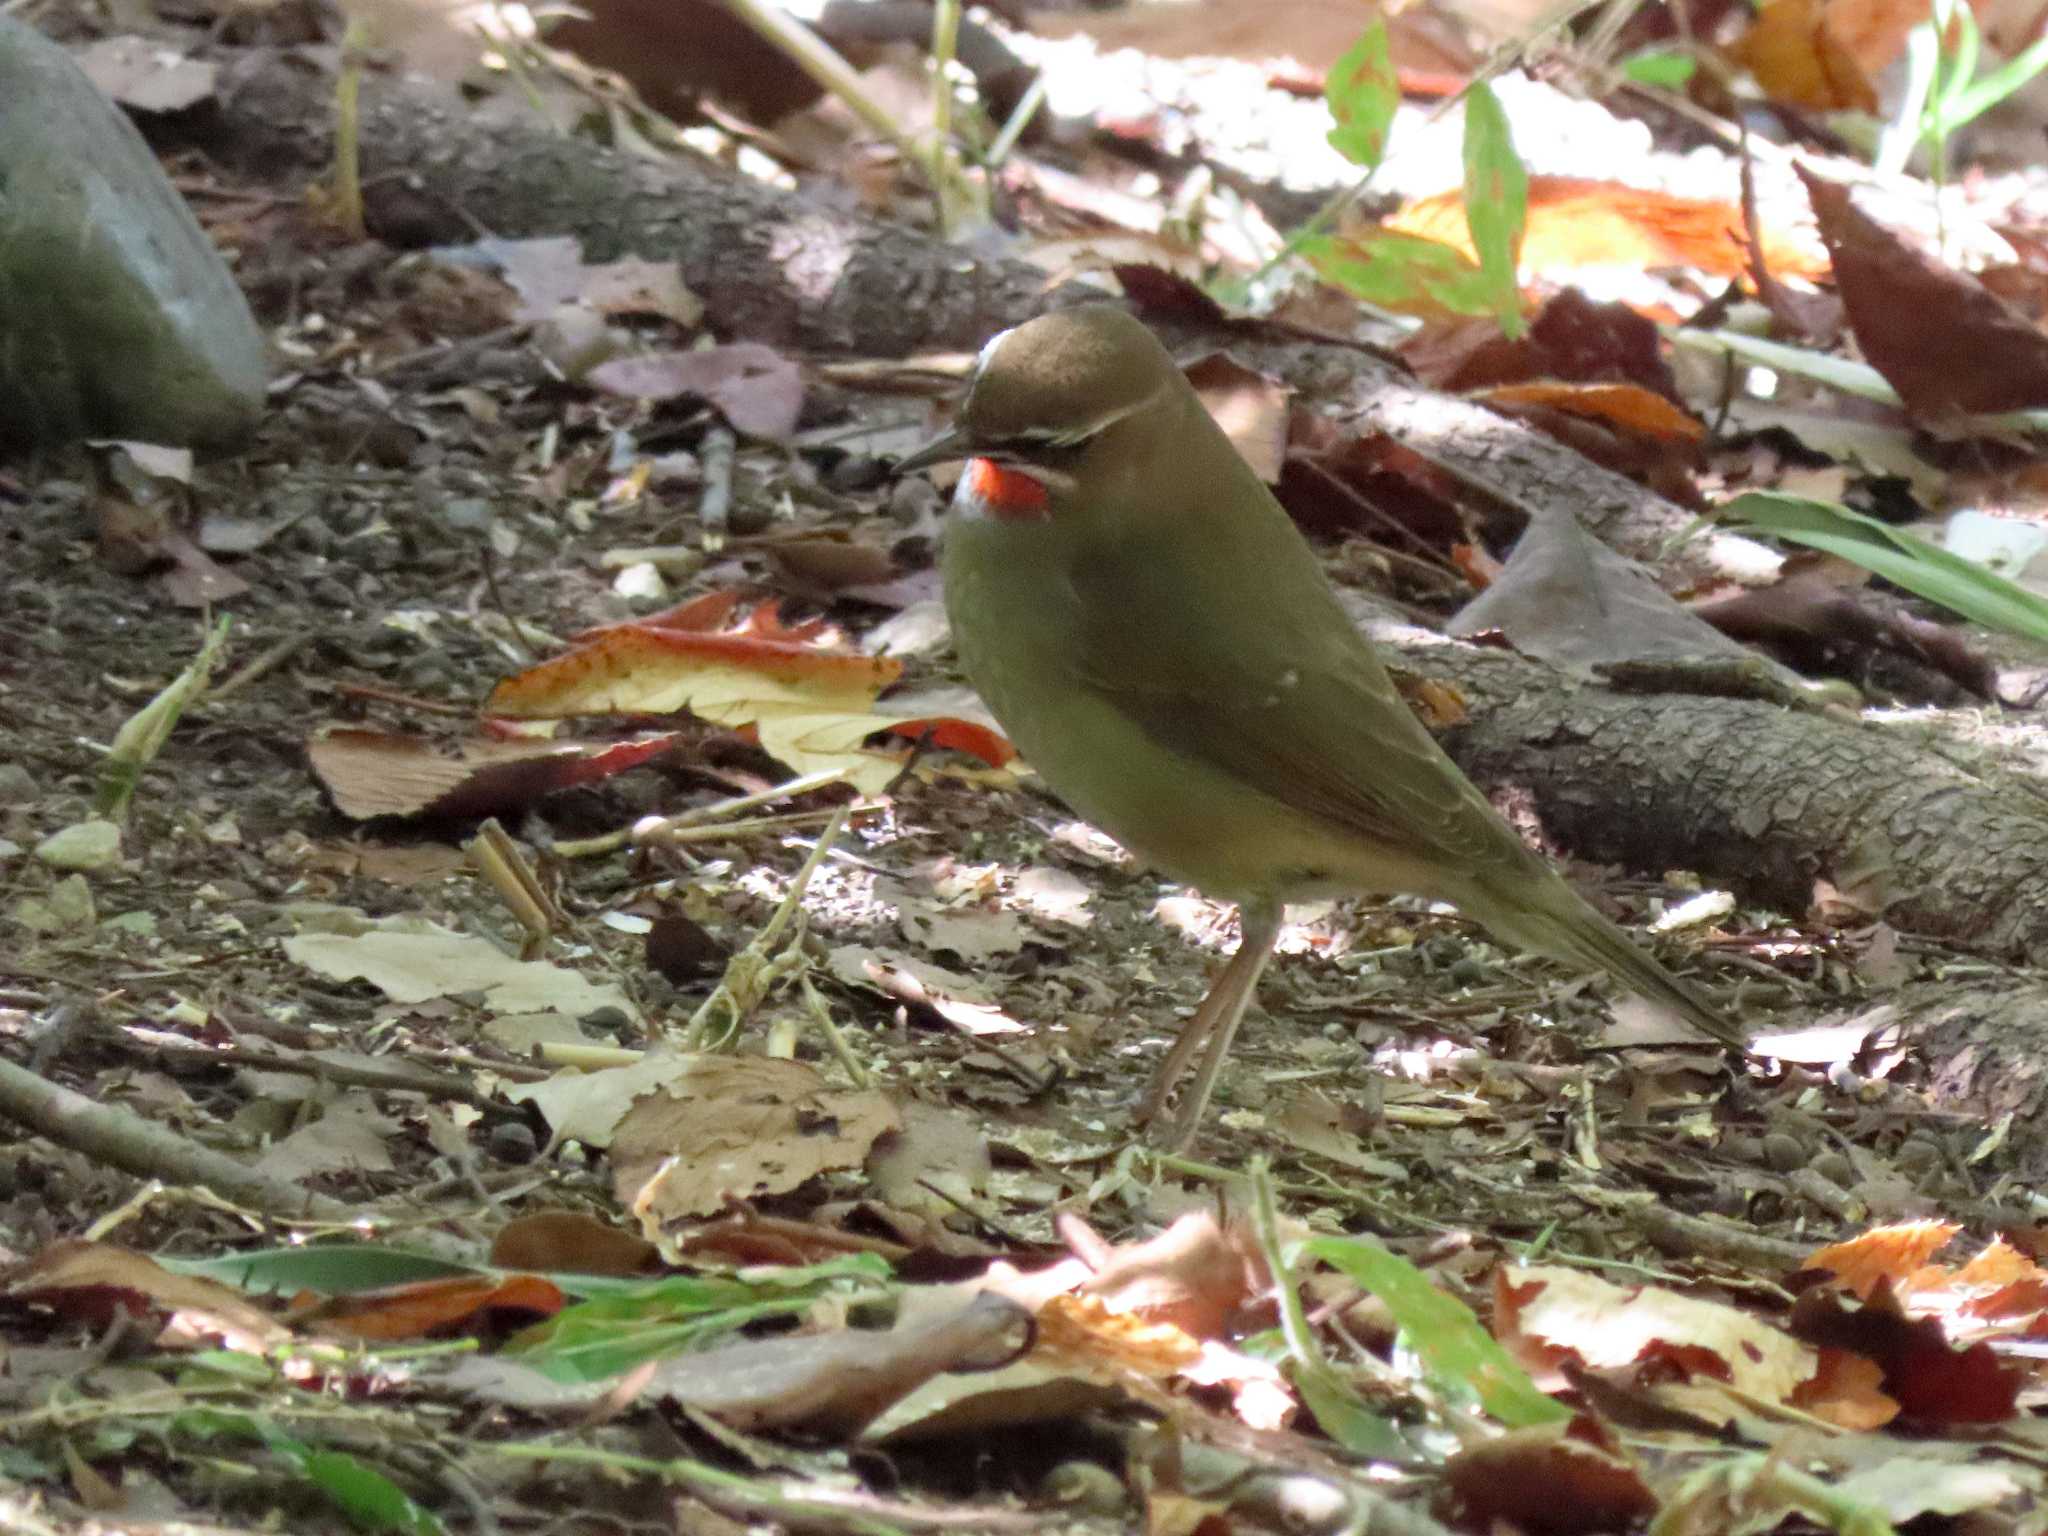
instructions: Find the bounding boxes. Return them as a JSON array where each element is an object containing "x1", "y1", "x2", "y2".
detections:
[
  {"x1": 490, "y1": 1212, "x2": 664, "y2": 1276},
  {"x1": 1496, "y1": 1263, "x2": 1817, "y2": 1402},
  {"x1": 1448, "y1": 508, "x2": 1772, "y2": 676},
  {"x1": 1387, "y1": 175, "x2": 1829, "y2": 281},
  {"x1": 75, "y1": 36, "x2": 217, "y2": 111},
  {"x1": 298, "y1": 1273, "x2": 565, "y2": 1341},
  {"x1": 307, "y1": 726, "x2": 684, "y2": 820},
  {"x1": 1800, "y1": 165, "x2": 2048, "y2": 420},
  {"x1": 487, "y1": 597, "x2": 1010, "y2": 793},
  {"x1": 586, "y1": 343, "x2": 805, "y2": 441},
  {"x1": 612, "y1": 1055, "x2": 901, "y2": 1220},
  {"x1": 1445, "y1": 1422, "x2": 1656, "y2": 1534},
  {"x1": 284, "y1": 911, "x2": 637, "y2": 1019},
  {"x1": 3, "y1": 1241, "x2": 285, "y2": 1353}
]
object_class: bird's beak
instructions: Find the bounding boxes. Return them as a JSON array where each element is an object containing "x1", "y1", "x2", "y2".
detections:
[{"x1": 893, "y1": 427, "x2": 971, "y2": 478}]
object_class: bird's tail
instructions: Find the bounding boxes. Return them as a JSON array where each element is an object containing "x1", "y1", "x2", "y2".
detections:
[{"x1": 1461, "y1": 866, "x2": 1749, "y2": 1053}]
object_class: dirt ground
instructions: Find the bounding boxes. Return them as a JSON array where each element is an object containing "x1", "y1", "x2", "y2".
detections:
[{"x1": 0, "y1": 210, "x2": 2031, "y2": 1536}]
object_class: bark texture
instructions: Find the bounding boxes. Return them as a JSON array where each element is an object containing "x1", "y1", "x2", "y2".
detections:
[{"x1": 1404, "y1": 634, "x2": 2048, "y2": 959}]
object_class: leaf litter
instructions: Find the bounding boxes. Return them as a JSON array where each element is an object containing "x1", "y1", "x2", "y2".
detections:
[{"x1": 17, "y1": 0, "x2": 2048, "y2": 1530}]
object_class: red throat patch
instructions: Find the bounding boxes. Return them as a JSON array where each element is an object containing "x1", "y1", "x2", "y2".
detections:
[{"x1": 962, "y1": 457, "x2": 1051, "y2": 521}]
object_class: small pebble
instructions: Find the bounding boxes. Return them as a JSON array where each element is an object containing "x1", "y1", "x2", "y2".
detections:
[
  {"x1": 1894, "y1": 1137, "x2": 1943, "y2": 1181},
  {"x1": 1040, "y1": 1461, "x2": 1125, "y2": 1516},
  {"x1": 488, "y1": 1120, "x2": 539, "y2": 1163},
  {"x1": 888, "y1": 475, "x2": 940, "y2": 526},
  {"x1": 1760, "y1": 1132, "x2": 1806, "y2": 1172},
  {"x1": 1810, "y1": 1150, "x2": 1855, "y2": 1188},
  {"x1": 35, "y1": 819, "x2": 122, "y2": 871}
]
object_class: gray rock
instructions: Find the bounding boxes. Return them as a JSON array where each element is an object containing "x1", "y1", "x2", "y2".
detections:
[
  {"x1": 35, "y1": 818, "x2": 122, "y2": 870},
  {"x1": 0, "y1": 16, "x2": 267, "y2": 448}
]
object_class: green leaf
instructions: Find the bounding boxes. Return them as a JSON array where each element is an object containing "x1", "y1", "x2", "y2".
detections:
[
  {"x1": 1292, "y1": 1359, "x2": 1412, "y2": 1457},
  {"x1": 1300, "y1": 230, "x2": 1500, "y2": 319},
  {"x1": 1621, "y1": 49, "x2": 1696, "y2": 87},
  {"x1": 1725, "y1": 491, "x2": 2048, "y2": 646},
  {"x1": 178, "y1": 1350, "x2": 279, "y2": 1385},
  {"x1": 284, "y1": 1445, "x2": 445, "y2": 1536},
  {"x1": 1941, "y1": 15, "x2": 2048, "y2": 129},
  {"x1": 163, "y1": 1244, "x2": 483, "y2": 1295},
  {"x1": 1301, "y1": 1235, "x2": 1566, "y2": 1429},
  {"x1": 509, "y1": 1253, "x2": 895, "y2": 1382},
  {"x1": 1460, "y1": 80, "x2": 1528, "y2": 338},
  {"x1": 1325, "y1": 20, "x2": 1400, "y2": 170}
]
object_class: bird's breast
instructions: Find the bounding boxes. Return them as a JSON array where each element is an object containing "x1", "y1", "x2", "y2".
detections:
[{"x1": 940, "y1": 515, "x2": 1353, "y2": 904}]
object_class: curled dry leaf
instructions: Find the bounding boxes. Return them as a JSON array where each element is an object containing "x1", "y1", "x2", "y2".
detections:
[
  {"x1": 1076, "y1": 1210, "x2": 1264, "y2": 1340},
  {"x1": 660, "y1": 1289, "x2": 1032, "y2": 1434},
  {"x1": 1183, "y1": 353, "x2": 1293, "y2": 484},
  {"x1": 826, "y1": 943, "x2": 1031, "y2": 1035},
  {"x1": 490, "y1": 1210, "x2": 664, "y2": 1277},
  {"x1": 296, "y1": 1273, "x2": 566, "y2": 1342},
  {"x1": 1449, "y1": 508, "x2": 1778, "y2": 679}
]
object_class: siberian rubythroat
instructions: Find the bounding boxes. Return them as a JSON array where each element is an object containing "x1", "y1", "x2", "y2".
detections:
[{"x1": 900, "y1": 304, "x2": 1747, "y2": 1147}]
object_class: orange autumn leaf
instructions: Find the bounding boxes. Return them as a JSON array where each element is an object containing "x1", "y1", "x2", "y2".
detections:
[
  {"x1": 491, "y1": 611, "x2": 902, "y2": 716},
  {"x1": 488, "y1": 596, "x2": 1011, "y2": 792},
  {"x1": 1791, "y1": 1346, "x2": 1900, "y2": 1430},
  {"x1": 1468, "y1": 380, "x2": 1706, "y2": 445},
  {"x1": 293, "y1": 1273, "x2": 566, "y2": 1341},
  {"x1": 1734, "y1": 0, "x2": 1880, "y2": 110},
  {"x1": 1737, "y1": 0, "x2": 1957, "y2": 112},
  {"x1": 1386, "y1": 175, "x2": 1828, "y2": 282},
  {"x1": 1804, "y1": 1220, "x2": 1963, "y2": 1299}
]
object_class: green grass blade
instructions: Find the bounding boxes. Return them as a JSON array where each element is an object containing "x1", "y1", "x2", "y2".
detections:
[{"x1": 1725, "y1": 491, "x2": 2048, "y2": 645}]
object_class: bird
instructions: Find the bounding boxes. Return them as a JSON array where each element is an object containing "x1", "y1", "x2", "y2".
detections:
[{"x1": 897, "y1": 303, "x2": 1748, "y2": 1148}]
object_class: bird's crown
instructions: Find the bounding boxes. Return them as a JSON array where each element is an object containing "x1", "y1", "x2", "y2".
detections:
[{"x1": 958, "y1": 305, "x2": 1173, "y2": 450}]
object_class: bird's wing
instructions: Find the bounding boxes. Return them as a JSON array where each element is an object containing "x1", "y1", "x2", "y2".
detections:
[{"x1": 1063, "y1": 532, "x2": 1522, "y2": 879}]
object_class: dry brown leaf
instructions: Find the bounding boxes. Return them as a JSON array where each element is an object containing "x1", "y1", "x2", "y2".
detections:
[
  {"x1": 307, "y1": 726, "x2": 682, "y2": 821},
  {"x1": 490, "y1": 1211, "x2": 663, "y2": 1277},
  {"x1": 1445, "y1": 1422, "x2": 1656, "y2": 1534},
  {"x1": 613, "y1": 1056, "x2": 901, "y2": 1221},
  {"x1": 1736, "y1": 0, "x2": 1880, "y2": 109},
  {"x1": 1184, "y1": 353, "x2": 1293, "y2": 484},
  {"x1": 1800, "y1": 165, "x2": 2048, "y2": 420},
  {"x1": 1078, "y1": 1211, "x2": 1264, "y2": 1339},
  {"x1": 3, "y1": 1241, "x2": 286, "y2": 1353}
]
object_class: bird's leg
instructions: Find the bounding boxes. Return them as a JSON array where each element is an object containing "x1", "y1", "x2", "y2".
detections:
[{"x1": 1135, "y1": 899, "x2": 1284, "y2": 1150}]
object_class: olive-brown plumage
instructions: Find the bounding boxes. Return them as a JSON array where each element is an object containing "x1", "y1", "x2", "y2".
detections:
[{"x1": 906, "y1": 304, "x2": 1746, "y2": 1145}]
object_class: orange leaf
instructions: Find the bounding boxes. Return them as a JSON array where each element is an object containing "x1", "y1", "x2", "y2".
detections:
[
  {"x1": 1470, "y1": 380, "x2": 1705, "y2": 444},
  {"x1": 1735, "y1": 0, "x2": 1880, "y2": 110},
  {"x1": 1804, "y1": 1220, "x2": 1962, "y2": 1299},
  {"x1": 1388, "y1": 175, "x2": 1828, "y2": 282},
  {"x1": 882, "y1": 715, "x2": 1016, "y2": 767},
  {"x1": 295, "y1": 1274, "x2": 566, "y2": 1340}
]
